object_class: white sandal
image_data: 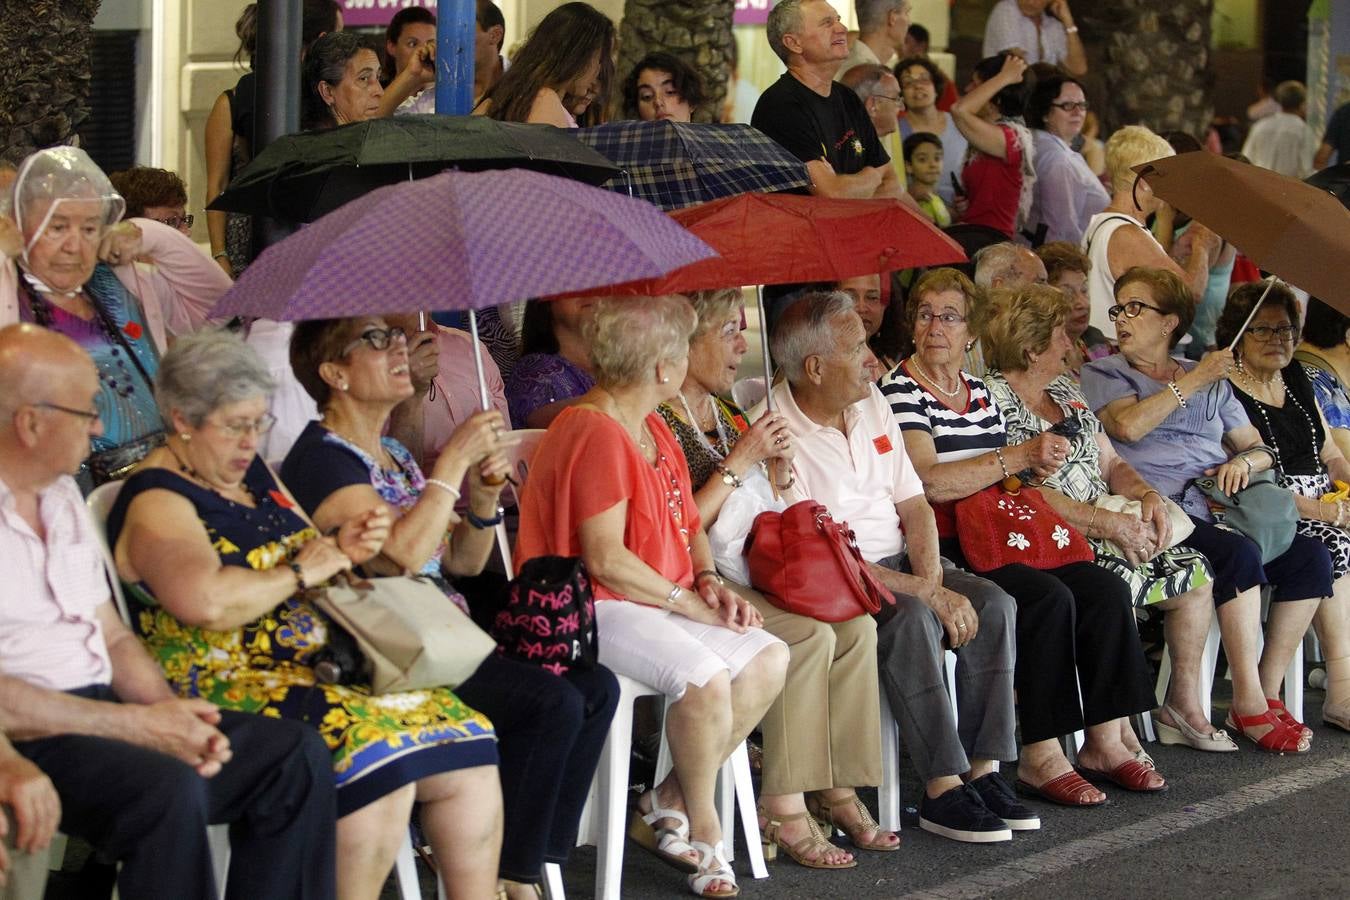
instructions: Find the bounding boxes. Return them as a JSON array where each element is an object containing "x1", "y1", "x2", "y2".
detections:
[
  {"x1": 628, "y1": 789, "x2": 698, "y2": 873},
  {"x1": 687, "y1": 840, "x2": 739, "y2": 898}
]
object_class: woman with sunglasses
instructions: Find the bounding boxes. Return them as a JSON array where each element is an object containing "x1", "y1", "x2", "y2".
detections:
[
  {"x1": 1080, "y1": 267, "x2": 1333, "y2": 753},
  {"x1": 1025, "y1": 72, "x2": 1108, "y2": 245},
  {"x1": 279, "y1": 316, "x2": 619, "y2": 899},
  {"x1": 1217, "y1": 281, "x2": 1350, "y2": 734}
]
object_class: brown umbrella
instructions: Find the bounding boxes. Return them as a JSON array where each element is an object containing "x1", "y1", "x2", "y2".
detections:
[{"x1": 1134, "y1": 153, "x2": 1350, "y2": 314}]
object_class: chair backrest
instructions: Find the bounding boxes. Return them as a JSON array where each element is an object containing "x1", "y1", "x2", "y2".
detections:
[
  {"x1": 86, "y1": 481, "x2": 131, "y2": 624},
  {"x1": 496, "y1": 429, "x2": 546, "y2": 574},
  {"x1": 731, "y1": 377, "x2": 768, "y2": 413}
]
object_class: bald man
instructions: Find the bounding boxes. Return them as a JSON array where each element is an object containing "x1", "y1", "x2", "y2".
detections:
[
  {"x1": 0, "y1": 324, "x2": 338, "y2": 900},
  {"x1": 966, "y1": 243, "x2": 1048, "y2": 376}
]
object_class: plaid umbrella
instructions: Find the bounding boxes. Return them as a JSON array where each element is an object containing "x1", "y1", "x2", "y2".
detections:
[
  {"x1": 211, "y1": 168, "x2": 716, "y2": 321},
  {"x1": 209, "y1": 115, "x2": 620, "y2": 222},
  {"x1": 575, "y1": 121, "x2": 811, "y2": 211}
]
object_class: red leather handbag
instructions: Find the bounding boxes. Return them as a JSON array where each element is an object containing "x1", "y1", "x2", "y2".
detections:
[
  {"x1": 954, "y1": 482, "x2": 1094, "y2": 573},
  {"x1": 744, "y1": 500, "x2": 896, "y2": 622}
]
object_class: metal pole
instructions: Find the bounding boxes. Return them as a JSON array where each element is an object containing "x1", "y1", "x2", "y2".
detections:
[
  {"x1": 254, "y1": 0, "x2": 302, "y2": 249},
  {"x1": 757, "y1": 285, "x2": 774, "y2": 413},
  {"x1": 468, "y1": 309, "x2": 492, "y2": 411},
  {"x1": 436, "y1": 0, "x2": 476, "y2": 115}
]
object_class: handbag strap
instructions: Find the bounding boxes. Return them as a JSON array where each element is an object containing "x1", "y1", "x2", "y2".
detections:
[{"x1": 816, "y1": 510, "x2": 891, "y2": 612}]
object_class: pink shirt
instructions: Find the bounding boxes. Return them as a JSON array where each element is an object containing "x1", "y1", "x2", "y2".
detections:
[
  {"x1": 421, "y1": 325, "x2": 510, "y2": 470},
  {"x1": 0, "y1": 474, "x2": 113, "y2": 690},
  {"x1": 762, "y1": 381, "x2": 925, "y2": 563}
]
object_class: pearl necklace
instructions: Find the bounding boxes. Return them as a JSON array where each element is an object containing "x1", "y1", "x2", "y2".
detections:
[
  {"x1": 1235, "y1": 357, "x2": 1281, "y2": 387},
  {"x1": 1238, "y1": 370, "x2": 1318, "y2": 473},
  {"x1": 908, "y1": 354, "x2": 965, "y2": 398}
]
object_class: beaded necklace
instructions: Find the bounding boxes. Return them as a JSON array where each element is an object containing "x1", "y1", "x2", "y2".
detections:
[
  {"x1": 677, "y1": 390, "x2": 730, "y2": 461},
  {"x1": 1237, "y1": 368, "x2": 1320, "y2": 474}
]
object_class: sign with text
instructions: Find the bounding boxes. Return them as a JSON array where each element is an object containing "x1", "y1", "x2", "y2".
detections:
[
  {"x1": 339, "y1": 0, "x2": 436, "y2": 28},
  {"x1": 734, "y1": 0, "x2": 772, "y2": 26}
]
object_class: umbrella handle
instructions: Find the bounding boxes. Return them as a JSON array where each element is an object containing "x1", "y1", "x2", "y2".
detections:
[
  {"x1": 1130, "y1": 166, "x2": 1156, "y2": 215},
  {"x1": 467, "y1": 308, "x2": 507, "y2": 487},
  {"x1": 757, "y1": 285, "x2": 774, "y2": 415}
]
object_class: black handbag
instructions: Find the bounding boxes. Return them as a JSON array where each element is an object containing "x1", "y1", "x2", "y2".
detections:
[{"x1": 492, "y1": 556, "x2": 598, "y2": 675}]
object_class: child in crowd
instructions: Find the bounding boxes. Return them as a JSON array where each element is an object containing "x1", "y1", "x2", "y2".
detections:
[{"x1": 904, "y1": 132, "x2": 951, "y2": 227}]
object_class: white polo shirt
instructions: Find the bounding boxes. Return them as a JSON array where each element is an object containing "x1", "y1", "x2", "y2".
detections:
[{"x1": 762, "y1": 380, "x2": 925, "y2": 563}]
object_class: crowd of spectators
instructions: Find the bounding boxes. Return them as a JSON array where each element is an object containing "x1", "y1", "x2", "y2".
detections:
[{"x1": 0, "y1": 0, "x2": 1348, "y2": 898}]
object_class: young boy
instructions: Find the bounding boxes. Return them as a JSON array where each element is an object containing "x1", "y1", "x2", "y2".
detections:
[{"x1": 903, "y1": 132, "x2": 951, "y2": 227}]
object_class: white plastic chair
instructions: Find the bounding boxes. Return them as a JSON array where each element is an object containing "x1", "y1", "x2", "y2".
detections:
[
  {"x1": 493, "y1": 428, "x2": 547, "y2": 574},
  {"x1": 876, "y1": 650, "x2": 956, "y2": 832},
  {"x1": 575, "y1": 674, "x2": 766, "y2": 900}
]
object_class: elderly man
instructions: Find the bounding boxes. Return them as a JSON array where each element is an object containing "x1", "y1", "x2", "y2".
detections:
[
  {"x1": 1242, "y1": 80, "x2": 1318, "y2": 179},
  {"x1": 982, "y1": 0, "x2": 1086, "y2": 76},
  {"x1": 839, "y1": 63, "x2": 908, "y2": 190},
  {"x1": 965, "y1": 242, "x2": 1048, "y2": 375},
  {"x1": 0, "y1": 323, "x2": 336, "y2": 899},
  {"x1": 839, "y1": 0, "x2": 911, "y2": 72},
  {"x1": 760, "y1": 292, "x2": 1032, "y2": 843},
  {"x1": 753, "y1": 0, "x2": 905, "y2": 203}
]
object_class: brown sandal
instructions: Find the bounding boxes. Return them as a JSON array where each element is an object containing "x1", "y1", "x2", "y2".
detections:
[
  {"x1": 806, "y1": 792, "x2": 900, "y2": 852},
  {"x1": 757, "y1": 807, "x2": 857, "y2": 869}
]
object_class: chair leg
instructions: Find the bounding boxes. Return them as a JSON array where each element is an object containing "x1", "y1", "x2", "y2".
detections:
[
  {"x1": 394, "y1": 832, "x2": 421, "y2": 900},
  {"x1": 943, "y1": 650, "x2": 958, "y2": 726},
  {"x1": 877, "y1": 691, "x2": 902, "y2": 833},
  {"x1": 727, "y1": 743, "x2": 767, "y2": 879},
  {"x1": 207, "y1": 824, "x2": 230, "y2": 896},
  {"x1": 1199, "y1": 613, "x2": 1221, "y2": 724},
  {"x1": 593, "y1": 678, "x2": 640, "y2": 900},
  {"x1": 1284, "y1": 641, "x2": 1305, "y2": 722},
  {"x1": 543, "y1": 862, "x2": 566, "y2": 900}
]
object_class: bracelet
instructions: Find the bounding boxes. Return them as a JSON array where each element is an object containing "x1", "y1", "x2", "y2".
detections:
[
  {"x1": 1065, "y1": 25, "x2": 1079, "y2": 34},
  {"x1": 715, "y1": 463, "x2": 743, "y2": 489},
  {"x1": 466, "y1": 504, "x2": 505, "y2": 528},
  {"x1": 695, "y1": 569, "x2": 723, "y2": 586},
  {"x1": 775, "y1": 474, "x2": 796, "y2": 490},
  {"x1": 425, "y1": 478, "x2": 462, "y2": 501},
  {"x1": 212, "y1": 250, "x2": 229, "y2": 260},
  {"x1": 994, "y1": 448, "x2": 1010, "y2": 479},
  {"x1": 289, "y1": 561, "x2": 307, "y2": 591},
  {"x1": 1239, "y1": 453, "x2": 1254, "y2": 474},
  {"x1": 664, "y1": 583, "x2": 683, "y2": 606},
  {"x1": 1167, "y1": 381, "x2": 1187, "y2": 408},
  {"x1": 1141, "y1": 489, "x2": 1162, "y2": 504},
  {"x1": 1087, "y1": 505, "x2": 1100, "y2": 539}
]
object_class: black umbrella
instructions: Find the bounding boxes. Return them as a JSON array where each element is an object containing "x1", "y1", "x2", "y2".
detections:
[
  {"x1": 208, "y1": 114, "x2": 621, "y2": 222},
  {"x1": 1306, "y1": 162, "x2": 1350, "y2": 208}
]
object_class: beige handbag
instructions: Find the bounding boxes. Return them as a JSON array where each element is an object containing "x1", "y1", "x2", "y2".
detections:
[
  {"x1": 311, "y1": 574, "x2": 496, "y2": 694},
  {"x1": 1092, "y1": 493, "x2": 1195, "y2": 558}
]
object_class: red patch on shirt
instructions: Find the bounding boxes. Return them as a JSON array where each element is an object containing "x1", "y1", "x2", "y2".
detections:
[
  {"x1": 122, "y1": 321, "x2": 142, "y2": 340},
  {"x1": 268, "y1": 490, "x2": 294, "y2": 509},
  {"x1": 873, "y1": 435, "x2": 893, "y2": 454}
]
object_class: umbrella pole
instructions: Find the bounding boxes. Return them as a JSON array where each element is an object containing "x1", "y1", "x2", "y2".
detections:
[
  {"x1": 1227, "y1": 277, "x2": 1279, "y2": 351},
  {"x1": 467, "y1": 309, "x2": 492, "y2": 411},
  {"x1": 756, "y1": 284, "x2": 773, "y2": 414}
]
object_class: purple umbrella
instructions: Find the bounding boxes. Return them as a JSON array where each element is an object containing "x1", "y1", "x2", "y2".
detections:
[{"x1": 211, "y1": 167, "x2": 717, "y2": 321}]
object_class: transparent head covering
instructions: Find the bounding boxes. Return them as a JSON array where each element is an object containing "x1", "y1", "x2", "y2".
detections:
[{"x1": 7, "y1": 146, "x2": 126, "y2": 259}]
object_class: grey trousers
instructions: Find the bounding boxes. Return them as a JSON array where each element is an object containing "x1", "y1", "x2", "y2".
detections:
[{"x1": 875, "y1": 555, "x2": 1018, "y2": 783}]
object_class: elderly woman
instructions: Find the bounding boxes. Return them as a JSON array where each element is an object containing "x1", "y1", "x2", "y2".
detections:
[
  {"x1": 106, "y1": 330, "x2": 507, "y2": 899},
  {"x1": 1082, "y1": 125, "x2": 1220, "y2": 340},
  {"x1": 0, "y1": 146, "x2": 228, "y2": 490},
  {"x1": 504, "y1": 296, "x2": 596, "y2": 428},
  {"x1": 1036, "y1": 241, "x2": 1112, "y2": 377},
  {"x1": 622, "y1": 51, "x2": 705, "y2": 123},
  {"x1": 950, "y1": 53, "x2": 1033, "y2": 240},
  {"x1": 1026, "y1": 72, "x2": 1108, "y2": 245},
  {"x1": 1080, "y1": 267, "x2": 1334, "y2": 752},
  {"x1": 277, "y1": 316, "x2": 618, "y2": 899},
  {"x1": 1218, "y1": 282, "x2": 1350, "y2": 731},
  {"x1": 1295, "y1": 297, "x2": 1350, "y2": 463},
  {"x1": 301, "y1": 31, "x2": 387, "y2": 129},
  {"x1": 658, "y1": 289, "x2": 891, "y2": 868},
  {"x1": 880, "y1": 270, "x2": 1171, "y2": 805},
  {"x1": 896, "y1": 56, "x2": 967, "y2": 208},
  {"x1": 475, "y1": 2, "x2": 615, "y2": 127},
  {"x1": 515, "y1": 295, "x2": 788, "y2": 898}
]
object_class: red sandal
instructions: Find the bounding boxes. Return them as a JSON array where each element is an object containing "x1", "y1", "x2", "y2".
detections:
[
  {"x1": 1266, "y1": 698, "x2": 1313, "y2": 741},
  {"x1": 1013, "y1": 771, "x2": 1107, "y2": 807},
  {"x1": 1225, "y1": 707, "x2": 1310, "y2": 754}
]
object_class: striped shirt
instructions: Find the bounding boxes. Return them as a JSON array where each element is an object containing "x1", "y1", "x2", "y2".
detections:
[{"x1": 879, "y1": 360, "x2": 1008, "y2": 462}]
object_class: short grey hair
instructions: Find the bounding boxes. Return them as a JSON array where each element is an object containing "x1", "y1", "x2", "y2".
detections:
[
  {"x1": 586, "y1": 295, "x2": 697, "y2": 388},
  {"x1": 156, "y1": 328, "x2": 276, "y2": 428},
  {"x1": 973, "y1": 242, "x2": 1029, "y2": 289},
  {"x1": 770, "y1": 290, "x2": 856, "y2": 384},
  {"x1": 856, "y1": 0, "x2": 900, "y2": 32},
  {"x1": 766, "y1": 0, "x2": 805, "y2": 64},
  {"x1": 687, "y1": 288, "x2": 744, "y2": 339},
  {"x1": 1274, "y1": 80, "x2": 1306, "y2": 111}
]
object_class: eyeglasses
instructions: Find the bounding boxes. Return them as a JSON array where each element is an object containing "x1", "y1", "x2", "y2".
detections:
[
  {"x1": 1107, "y1": 300, "x2": 1165, "y2": 321},
  {"x1": 872, "y1": 92, "x2": 902, "y2": 104},
  {"x1": 1245, "y1": 324, "x2": 1299, "y2": 344},
  {"x1": 341, "y1": 326, "x2": 408, "y2": 355},
  {"x1": 1050, "y1": 101, "x2": 1090, "y2": 113},
  {"x1": 207, "y1": 413, "x2": 277, "y2": 439},
  {"x1": 916, "y1": 311, "x2": 966, "y2": 326},
  {"x1": 34, "y1": 401, "x2": 101, "y2": 423},
  {"x1": 154, "y1": 214, "x2": 194, "y2": 231}
]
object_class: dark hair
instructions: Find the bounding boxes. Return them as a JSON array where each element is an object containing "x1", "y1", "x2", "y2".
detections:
[
  {"x1": 476, "y1": 0, "x2": 505, "y2": 50},
  {"x1": 620, "y1": 52, "x2": 706, "y2": 120},
  {"x1": 520, "y1": 300, "x2": 560, "y2": 355},
  {"x1": 870, "y1": 289, "x2": 909, "y2": 364},
  {"x1": 1161, "y1": 130, "x2": 1204, "y2": 155},
  {"x1": 301, "y1": 31, "x2": 369, "y2": 130},
  {"x1": 907, "y1": 23, "x2": 929, "y2": 47},
  {"x1": 974, "y1": 53, "x2": 1030, "y2": 119},
  {"x1": 1302, "y1": 297, "x2": 1350, "y2": 349},
  {"x1": 893, "y1": 56, "x2": 946, "y2": 102},
  {"x1": 387, "y1": 6, "x2": 435, "y2": 46},
  {"x1": 289, "y1": 318, "x2": 366, "y2": 409},
  {"x1": 1215, "y1": 280, "x2": 1304, "y2": 352},
  {"x1": 234, "y1": 4, "x2": 258, "y2": 69},
  {"x1": 1114, "y1": 266, "x2": 1195, "y2": 348},
  {"x1": 481, "y1": 2, "x2": 615, "y2": 124},
  {"x1": 1025, "y1": 72, "x2": 1084, "y2": 130},
  {"x1": 902, "y1": 131, "x2": 942, "y2": 163},
  {"x1": 302, "y1": 0, "x2": 342, "y2": 56},
  {"x1": 107, "y1": 167, "x2": 188, "y2": 219}
]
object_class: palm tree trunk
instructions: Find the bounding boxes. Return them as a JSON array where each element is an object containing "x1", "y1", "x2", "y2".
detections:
[
  {"x1": 0, "y1": 0, "x2": 101, "y2": 162},
  {"x1": 615, "y1": 0, "x2": 735, "y2": 123}
]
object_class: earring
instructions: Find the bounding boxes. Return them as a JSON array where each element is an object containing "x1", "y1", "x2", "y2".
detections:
[
  {"x1": 965, "y1": 340, "x2": 975, "y2": 352},
  {"x1": 180, "y1": 432, "x2": 190, "y2": 442},
  {"x1": 339, "y1": 382, "x2": 349, "y2": 392},
  {"x1": 660, "y1": 376, "x2": 670, "y2": 384}
]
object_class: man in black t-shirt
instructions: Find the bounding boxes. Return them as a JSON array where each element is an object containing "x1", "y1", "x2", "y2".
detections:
[
  {"x1": 1314, "y1": 100, "x2": 1350, "y2": 170},
  {"x1": 753, "y1": 0, "x2": 907, "y2": 203}
]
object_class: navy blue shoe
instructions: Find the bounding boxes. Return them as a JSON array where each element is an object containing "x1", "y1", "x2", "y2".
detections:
[
  {"x1": 919, "y1": 784, "x2": 1012, "y2": 843},
  {"x1": 969, "y1": 772, "x2": 1041, "y2": 831}
]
